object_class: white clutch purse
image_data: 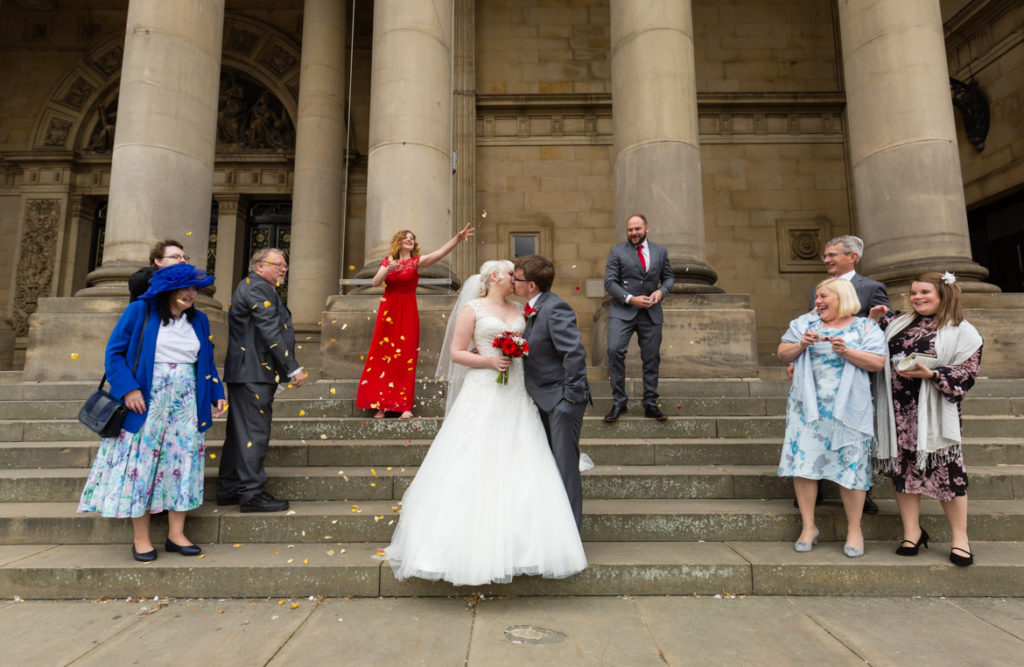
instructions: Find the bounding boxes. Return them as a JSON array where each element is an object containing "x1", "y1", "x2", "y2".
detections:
[{"x1": 897, "y1": 352, "x2": 939, "y2": 372}]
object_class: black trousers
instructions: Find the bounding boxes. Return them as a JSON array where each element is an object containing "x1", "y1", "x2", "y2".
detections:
[{"x1": 218, "y1": 381, "x2": 276, "y2": 504}]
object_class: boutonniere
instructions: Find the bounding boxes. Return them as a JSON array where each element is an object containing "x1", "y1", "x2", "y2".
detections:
[{"x1": 524, "y1": 305, "x2": 539, "y2": 322}]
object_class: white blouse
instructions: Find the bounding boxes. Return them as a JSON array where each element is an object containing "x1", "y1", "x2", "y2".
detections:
[{"x1": 154, "y1": 315, "x2": 201, "y2": 364}]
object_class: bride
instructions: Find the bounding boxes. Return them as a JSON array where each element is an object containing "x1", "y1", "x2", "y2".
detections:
[{"x1": 378, "y1": 259, "x2": 588, "y2": 586}]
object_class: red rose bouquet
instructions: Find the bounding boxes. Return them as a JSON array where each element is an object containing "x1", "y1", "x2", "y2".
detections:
[{"x1": 491, "y1": 330, "x2": 529, "y2": 384}]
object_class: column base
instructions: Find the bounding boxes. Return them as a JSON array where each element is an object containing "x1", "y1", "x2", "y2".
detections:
[
  {"x1": 670, "y1": 261, "x2": 724, "y2": 294},
  {"x1": 22, "y1": 297, "x2": 227, "y2": 382},
  {"x1": 591, "y1": 294, "x2": 759, "y2": 379},
  {"x1": 946, "y1": 293, "x2": 1024, "y2": 379},
  {"x1": 320, "y1": 293, "x2": 458, "y2": 379}
]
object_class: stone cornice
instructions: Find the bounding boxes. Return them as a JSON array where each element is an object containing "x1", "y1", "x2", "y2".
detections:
[{"x1": 945, "y1": 0, "x2": 1024, "y2": 78}]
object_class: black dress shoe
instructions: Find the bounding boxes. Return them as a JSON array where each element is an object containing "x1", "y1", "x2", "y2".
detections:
[
  {"x1": 603, "y1": 404, "x2": 627, "y2": 422},
  {"x1": 644, "y1": 407, "x2": 667, "y2": 421},
  {"x1": 240, "y1": 491, "x2": 290, "y2": 513},
  {"x1": 863, "y1": 493, "x2": 879, "y2": 515},
  {"x1": 165, "y1": 539, "x2": 202, "y2": 556},
  {"x1": 896, "y1": 527, "x2": 930, "y2": 556},
  {"x1": 132, "y1": 545, "x2": 157, "y2": 562},
  {"x1": 216, "y1": 496, "x2": 239, "y2": 506},
  {"x1": 949, "y1": 546, "x2": 974, "y2": 567}
]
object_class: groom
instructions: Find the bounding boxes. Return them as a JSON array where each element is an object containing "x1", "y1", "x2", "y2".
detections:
[{"x1": 513, "y1": 255, "x2": 590, "y2": 530}]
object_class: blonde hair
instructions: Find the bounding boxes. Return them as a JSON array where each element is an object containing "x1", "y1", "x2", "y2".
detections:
[
  {"x1": 815, "y1": 278, "x2": 860, "y2": 319},
  {"x1": 478, "y1": 259, "x2": 514, "y2": 296},
  {"x1": 388, "y1": 230, "x2": 420, "y2": 259}
]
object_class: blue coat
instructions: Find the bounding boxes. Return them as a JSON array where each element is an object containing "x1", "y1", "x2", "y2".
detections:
[{"x1": 105, "y1": 300, "x2": 225, "y2": 433}]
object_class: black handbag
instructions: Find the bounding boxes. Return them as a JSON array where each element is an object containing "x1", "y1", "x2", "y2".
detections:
[{"x1": 77, "y1": 305, "x2": 148, "y2": 437}]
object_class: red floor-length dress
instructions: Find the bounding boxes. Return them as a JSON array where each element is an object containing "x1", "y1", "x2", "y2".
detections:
[{"x1": 356, "y1": 256, "x2": 421, "y2": 413}]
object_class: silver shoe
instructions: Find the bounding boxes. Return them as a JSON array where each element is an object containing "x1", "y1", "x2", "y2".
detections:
[
  {"x1": 794, "y1": 527, "x2": 819, "y2": 552},
  {"x1": 843, "y1": 544, "x2": 864, "y2": 558}
]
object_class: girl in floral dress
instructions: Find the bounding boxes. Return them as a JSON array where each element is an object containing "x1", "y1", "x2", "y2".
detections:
[
  {"x1": 356, "y1": 224, "x2": 473, "y2": 418},
  {"x1": 872, "y1": 272, "x2": 983, "y2": 566}
]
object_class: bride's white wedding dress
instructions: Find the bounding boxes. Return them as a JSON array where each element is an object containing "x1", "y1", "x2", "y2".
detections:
[{"x1": 380, "y1": 299, "x2": 587, "y2": 586}]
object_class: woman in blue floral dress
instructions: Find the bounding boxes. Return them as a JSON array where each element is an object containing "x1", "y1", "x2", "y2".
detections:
[
  {"x1": 777, "y1": 278, "x2": 886, "y2": 558},
  {"x1": 78, "y1": 264, "x2": 226, "y2": 561}
]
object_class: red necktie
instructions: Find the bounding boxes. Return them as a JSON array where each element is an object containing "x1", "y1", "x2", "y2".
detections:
[{"x1": 637, "y1": 244, "x2": 646, "y2": 271}]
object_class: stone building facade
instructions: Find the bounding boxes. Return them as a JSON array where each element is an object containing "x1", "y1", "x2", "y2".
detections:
[{"x1": 0, "y1": 0, "x2": 1021, "y2": 380}]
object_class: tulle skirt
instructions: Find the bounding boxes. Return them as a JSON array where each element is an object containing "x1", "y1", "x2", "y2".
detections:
[{"x1": 380, "y1": 360, "x2": 587, "y2": 586}]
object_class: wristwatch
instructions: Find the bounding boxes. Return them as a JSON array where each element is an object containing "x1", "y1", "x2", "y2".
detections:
[{"x1": 931, "y1": 370, "x2": 940, "y2": 382}]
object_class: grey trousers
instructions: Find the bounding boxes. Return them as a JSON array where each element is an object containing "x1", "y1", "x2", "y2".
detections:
[
  {"x1": 217, "y1": 381, "x2": 276, "y2": 504},
  {"x1": 538, "y1": 397, "x2": 586, "y2": 531},
  {"x1": 607, "y1": 309, "x2": 662, "y2": 408}
]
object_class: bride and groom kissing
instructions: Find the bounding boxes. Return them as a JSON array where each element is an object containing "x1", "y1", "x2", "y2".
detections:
[{"x1": 378, "y1": 254, "x2": 590, "y2": 586}]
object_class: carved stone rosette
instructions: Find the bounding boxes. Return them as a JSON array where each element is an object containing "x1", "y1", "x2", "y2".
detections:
[{"x1": 13, "y1": 199, "x2": 61, "y2": 336}]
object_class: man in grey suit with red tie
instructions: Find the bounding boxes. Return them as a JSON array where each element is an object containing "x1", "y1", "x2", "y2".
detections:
[{"x1": 603, "y1": 214, "x2": 674, "y2": 422}]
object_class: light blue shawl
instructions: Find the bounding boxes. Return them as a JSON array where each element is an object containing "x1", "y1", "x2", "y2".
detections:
[{"x1": 783, "y1": 312, "x2": 886, "y2": 450}]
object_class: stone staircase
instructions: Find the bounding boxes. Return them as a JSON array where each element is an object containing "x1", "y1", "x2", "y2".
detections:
[{"x1": 1, "y1": 373, "x2": 1023, "y2": 599}]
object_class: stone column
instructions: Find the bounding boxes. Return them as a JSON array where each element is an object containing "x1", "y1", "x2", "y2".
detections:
[
  {"x1": 361, "y1": 0, "x2": 454, "y2": 289},
  {"x1": 288, "y1": 0, "x2": 347, "y2": 326},
  {"x1": 838, "y1": 0, "x2": 994, "y2": 292},
  {"x1": 450, "y1": 0, "x2": 477, "y2": 280},
  {"x1": 610, "y1": 0, "x2": 717, "y2": 292},
  {"x1": 79, "y1": 0, "x2": 225, "y2": 296},
  {"x1": 212, "y1": 194, "x2": 248, "y2": 295}
]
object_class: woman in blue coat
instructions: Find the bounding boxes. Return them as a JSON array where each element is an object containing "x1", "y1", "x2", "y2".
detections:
[{"x1": 78, "y1": 264, "x2": 227, "y2": 561}]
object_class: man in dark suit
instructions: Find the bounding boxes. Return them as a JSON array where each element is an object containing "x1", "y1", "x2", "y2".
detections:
[
  {"x1": 797, "y1": 234, "x2": 890, "y2": 514},
  {"x1": 810, "y1": 235, "x2": 890, "y2": 316},
  {"x1": 513, "y1": 255, "x2": 590, "y2": 530},
  {"x1": 217, "y1": 248, "x2": 306, "y2": 513},
  {"x1": 128, "y1": 239, "x2": 188, "y2": 302},
  {"x1": 603, "y1": 214, "x2": 674, "y2": 422}
]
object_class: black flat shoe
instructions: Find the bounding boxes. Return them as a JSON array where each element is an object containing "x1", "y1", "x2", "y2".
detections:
[
  {"x1": 240, "y1": 491, "x2": 289, "y2": 513},
  {"x1": 950, "y1": 546, "x2": 974, "y2": 567},
  {"x1": 603, "y1": 404, "x2": 627, "y2": 422},
  {"x1": 132, "y1": 545, "x2": 157, "y2": 562},
  {"x1": 644, "y1": 407, "x2": 667, "y2": 421},
  {"x1": 863, "y1": 493, "x2": 879, "y2": 515},
  {"x1": 165, "y1": 539, "x2": 202, "y2": 556},
  {"x1": 895, "y1": 527, "x2": 930, "y2": 556}
]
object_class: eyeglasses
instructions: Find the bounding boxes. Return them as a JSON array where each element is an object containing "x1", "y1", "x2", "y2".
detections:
[
  {"x1": 163, "y1": 254, "x2": 189, "y2": 262},
  {"x1": 821, "y1": 252, "x2": 850, "y2": 261},
  {"x1": 260, "y1": 259, "x2": 288, "y2": 269},
  {"x1": 511, "y1": 277, "x2": 528, "y2": 282}
]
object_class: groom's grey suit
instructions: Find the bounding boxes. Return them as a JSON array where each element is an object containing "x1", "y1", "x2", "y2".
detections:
[{"x1": 522, "y1": 290, "x2": 590, "y2": 530}]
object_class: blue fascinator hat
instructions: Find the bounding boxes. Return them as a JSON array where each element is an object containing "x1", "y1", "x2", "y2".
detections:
[{"x1": 139, "y1": 263, "x2": 215, "y2": 301}]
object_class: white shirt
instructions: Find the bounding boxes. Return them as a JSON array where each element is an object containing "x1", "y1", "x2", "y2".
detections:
[
  {"x1": 154, "y1": 316, "x2": 200, "y2": 364},
  {"x1": 838, "y1": 269, "x2": 856, "y2": 281},
  {"x1": 528, "y1": 294, "x2": 541, "y2": 309}
]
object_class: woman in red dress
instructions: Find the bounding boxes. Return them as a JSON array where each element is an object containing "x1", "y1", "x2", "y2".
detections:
[{"x1": 357, "y1": 224, "x2": 474, "y2": 418}]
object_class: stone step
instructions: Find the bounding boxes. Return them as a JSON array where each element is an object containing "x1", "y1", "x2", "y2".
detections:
[
  {"x1": 4, "y1": 436, "x2": 1024, "y2": 471},
  {"x1": 2, "y1": 540, "x2": 1022, "y2": 599},
  {"x1": 3, "y1": 498, "x2": 1024, "y2": 545},
  {"x1": 6, "y1": 464, "x2": 1024, "y2": 504},
  {"x1": 3, "y1": 413, "x2": 1022, "y2": 443}
]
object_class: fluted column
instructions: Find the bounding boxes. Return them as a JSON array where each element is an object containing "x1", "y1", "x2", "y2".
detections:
[
  {"x1": 80, "y1": 0, "x2": 224, "y2": 296},
  {"x1": 361, "y1": 0, "x2": 454, "y2": 290},
  {"x1": 838, "y1": 0, "x2": 994, "y2": 292},
  {"x1": 288, "y1": 0, "x2": 347, "y2": 325},
  {"x1": 610, "y1": 0, "x2": 718, "y2": 292}
]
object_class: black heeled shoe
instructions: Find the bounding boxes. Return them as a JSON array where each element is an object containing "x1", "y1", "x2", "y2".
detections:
[
  {"x1": 132, "y1": 544, "x2": 157, "y2": 562},
  {"x1": 949, "y1": 546, "x2": 974, "y2": 567},
  {"x1": 165, "y1": 539, "x2": 202, "y2": 556},
  {"x1": 895, "y1": 527, "x2": 929, "y2": 556}
]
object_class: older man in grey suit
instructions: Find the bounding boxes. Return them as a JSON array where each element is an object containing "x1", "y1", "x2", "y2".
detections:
[
  {"x1": 513, "y1": 254, "x2": 590, "y2": 530},
  {"x1": 217, "y1": 248, "x2": 306, "y2": 513},
  {"x1": 604, "y1": 214, "x2": 674, "y2": 422}
]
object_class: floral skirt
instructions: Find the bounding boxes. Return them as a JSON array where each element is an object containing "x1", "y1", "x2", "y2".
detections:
[{"x1": 77, "y1": 363, "x2": 205, "y2": 518}]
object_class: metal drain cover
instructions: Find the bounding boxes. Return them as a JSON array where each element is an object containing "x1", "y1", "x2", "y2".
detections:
[{"x1": 504, "y1": 625, "x2": 567, "y2": 645}]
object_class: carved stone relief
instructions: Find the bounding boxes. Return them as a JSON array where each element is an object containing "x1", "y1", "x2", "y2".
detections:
[
  {"x1": 257, "y1": 41, "x2": 298, "y2": 77},
  {"x1": 59, "y1": 75, "x2": 95, "y2": 110},
  {"x1": 43, "y1": 117, "x2": 72, "y2": 147},
  {"x1": 85, "y1": 96, "x2": 117, "y2": 152},
  {"x1": 14, "y1": 199, "x2": 61, "y2": 336},
  {"x1": 217, "y1": 70, "x2": 295, "y2": 150},
  {"x1": 87, "y1": 43, "x2": 123, "y2": 76},
  {"x1": 776, "y1": 217, "x2": 829, "y2": 273}
]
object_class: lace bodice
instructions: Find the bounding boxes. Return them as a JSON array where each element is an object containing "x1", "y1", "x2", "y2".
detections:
[{"x1": 469, "y1": 299, "x2": 525, "y2": 357}]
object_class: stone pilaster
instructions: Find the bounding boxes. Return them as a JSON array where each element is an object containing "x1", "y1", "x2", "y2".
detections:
[
  {"x1": 360, "y1": 0, "x2": 455, "y2": 290},
  {"x1": 610, "y1": 0, "x2": 717, "y2": 291},
  {"x1": 80, "y1": 0, "x2": 225, "y2": 296},
  {"x1": 288, "y1": 0, "x2": 347, "y2": 326},
  {"x1": 838, "y1": 0, "x2": 994, "y2": 293},
  {"x1": 212, "y1": 194, "x2": 248, "y2": 295}
]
